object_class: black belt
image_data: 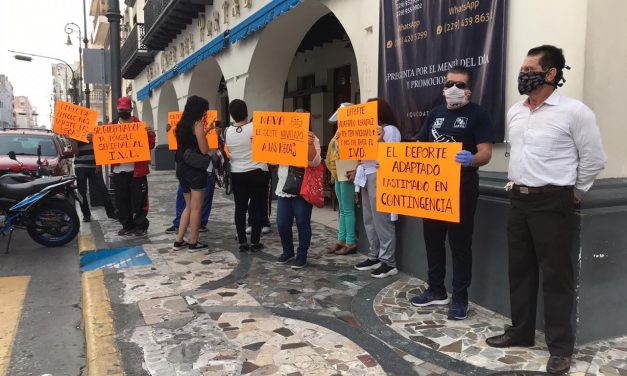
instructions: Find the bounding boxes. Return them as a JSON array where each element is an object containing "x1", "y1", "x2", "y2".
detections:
[{"x1": 513, "y1": 184, "x2": 572, "y2": 194}]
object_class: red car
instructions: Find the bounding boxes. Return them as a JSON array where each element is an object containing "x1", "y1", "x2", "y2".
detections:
[{"x1": 0, "y1": 128, "x2": 74, "y2": 176}]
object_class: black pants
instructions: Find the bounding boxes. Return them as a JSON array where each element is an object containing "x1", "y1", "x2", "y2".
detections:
[
  {"x1": 113, "y1": 172, "x2": 149, "y2": 231},
  {"x1": 507, "y1": 187, "x2": 575, "y2": 356},
  {"x1": 247, "y1": 177, "x2": 272, "y2": 227},
  {"x1": 231, "y1": 169, "x2": 270, "y2": 244},
  {"x1": 423, "y1": 170, "x2": 479, "y2": 305},
  {"x1": 75, "y1": 167, "x2": 115, "y2": 218}
]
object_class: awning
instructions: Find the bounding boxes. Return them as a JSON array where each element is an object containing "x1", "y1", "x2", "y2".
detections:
[{"x1": 229, "y1": 0, "x2": 304, "y2": 44}]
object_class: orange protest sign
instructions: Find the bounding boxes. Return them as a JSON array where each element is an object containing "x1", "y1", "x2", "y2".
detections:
[
  {"x1": 53, "y1": 100, "x2": 98, "y2": 142},
  {"x1": 167, "y1": 112, "x2": 182, "y2": 150},
  {"x1": 203, "y1": 110, "x2": 219, "y2": 148},
  {"x1": 337, "y1": 101, "x2": 378, "y2": 160},
  {"x1": 252, "y1": 111, "x2": 309, "y2": 167},
  {"x1": 376, "y1": 142, "x2": 462, "y2": 223},
  {"x1": 92, "y1": 122, "x2": 151, "y2": 165},
  {"x1": 168, "y1": 110, "x2": 219, "y2": 150}
]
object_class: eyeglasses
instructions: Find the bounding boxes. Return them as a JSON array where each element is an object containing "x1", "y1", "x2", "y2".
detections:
[{"x1": 444, "y1": 81, "x2": 467, "y2": 89}]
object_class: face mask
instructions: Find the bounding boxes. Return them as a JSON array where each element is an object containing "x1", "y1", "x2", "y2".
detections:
[
  {"x1": 518, "y1": 71, "x2": 548, "y2": 95},
  {"x1": 444, "y1": 86, "x2": 469, "y2": 108},
  {"x1": 119, "y1": 111, "x2": 131, "y2": 120}
]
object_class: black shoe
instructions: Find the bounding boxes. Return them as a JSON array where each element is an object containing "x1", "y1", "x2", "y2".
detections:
[
  {"x1": 250, "y1": 243, "x2": 264, "y2": 252},
  {"x1": 118, "y1": 228, "x2": 134, "y2": 236},
  {"x1": 485, "y1": 332, "x2": 534, "y2": 348},
  {"x1": 410, "y1": 290, "x2": 450, "y2": 307},
  {"x1": 106, "y1": 211, "x2": 118, "y2": 220},
  {"x1": 83, "y1": 216, "x2": 91, "y2": 223},
  {"x1": 291, "y1": 259, "x2": 307, "y2": 269},
  {"x1": 165, "y1": 225, "x2": 178, "y2": 234},
  {"x1": 134, "y1": 228, "x2": 148, "y2": 236},
  {"x1": 370, "y1": 263, "x2": 398, "y2": 278},
  {"x1": 239, "y1": 243, "x2": 250, "y2": 252},
  {"x1": 188, "y1": 242, "x2": 209, "y2": 253},
  {"x1": 172, "y1": 241, "x2": 189, "y2": 251},
  {"x1": 354, "y1": 259, "x2": 381, "y2": 271},
  {"x1": 546, "y1": 355, "x2": 571, "y2": 375},
  {"x1": 199, "y1": 225, "x2": 208, "y2": 233},
  {"x1": 276, "y1": 254, "x2": 295, "y2": 264}
]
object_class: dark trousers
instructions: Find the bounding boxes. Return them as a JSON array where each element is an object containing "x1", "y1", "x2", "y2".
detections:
[
  {"x1": 276, "y1": 195, "x2": 313, "y2": 262},
  {"x1": 423, "y1": 171, "x2": 479, "y2": 305},
  {"x1": 75, "y1": 167, "x2": 115, "y2": 218},
  {"x1": 173, "y1": 173, "x2": 214, "y2": 227},
  {"x1": 113, "y1": 172, "x2": 149, "y2": 231},
  {"x1": 231, "y1": 169, "x2": 270, "y2": 244},
  {"x1": 247, "y1": 177, "x2": 272, "y2": 227},
  {"x1": 507, "y1": 187, "x2": 575, "y2": 356}
]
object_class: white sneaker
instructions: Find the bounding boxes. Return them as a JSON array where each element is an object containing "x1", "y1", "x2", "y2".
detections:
[
  {"x1": 245, "y1": 226, "x2": 252, "y2": 234},
  {"x1": 261, "y1": 226, "x2": 271, "y2": 234}
]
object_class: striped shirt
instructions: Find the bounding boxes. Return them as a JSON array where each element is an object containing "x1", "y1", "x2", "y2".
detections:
[{"x1": 74, "y1": 141, "x2": 96, "y2": 169}]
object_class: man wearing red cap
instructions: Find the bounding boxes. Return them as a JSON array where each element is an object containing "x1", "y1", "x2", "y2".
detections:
[{"x1": 110, "y1": 97, "x2": 156, "y2": 236}]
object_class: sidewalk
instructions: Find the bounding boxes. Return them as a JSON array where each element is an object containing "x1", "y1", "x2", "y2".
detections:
[{"x1": 79, "y1": 170, "x2": 627, "y2": 376}]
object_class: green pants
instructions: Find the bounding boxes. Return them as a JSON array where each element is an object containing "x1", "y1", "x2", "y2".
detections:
[{"x1": 335, "y1": 181, "x2": 356, "y2": 245}]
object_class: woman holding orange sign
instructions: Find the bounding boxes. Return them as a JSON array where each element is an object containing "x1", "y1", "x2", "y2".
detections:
[{"x1": 172, "y1": 96, "x2": 214, "y2": 253}]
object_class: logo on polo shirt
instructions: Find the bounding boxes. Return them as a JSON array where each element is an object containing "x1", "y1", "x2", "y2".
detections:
[
  {"x1": 433, "y1": 118, "x2": 445, "y2": 129},
  {"x1": 454, "y1": 117, "x2": 468, "y2": 128}
]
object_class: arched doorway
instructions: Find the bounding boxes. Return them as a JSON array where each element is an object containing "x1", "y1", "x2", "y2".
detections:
[
  {"x1": 139, "y1": 100, "x2": 154, "y2": 130},
  {"x1": 186, "y1": 57, "x2": 229, "y2": 127},
  {"x1": 155, "y1": 81, "x2": 178, "y2": 145}
]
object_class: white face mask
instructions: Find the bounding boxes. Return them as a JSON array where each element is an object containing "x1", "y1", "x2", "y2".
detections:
[{"x1": 443, "y1": 86, "x2": 469, "y2": 108}]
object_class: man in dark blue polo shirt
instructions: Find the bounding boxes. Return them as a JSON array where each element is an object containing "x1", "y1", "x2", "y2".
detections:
[{"x1": 410, "y1": 65, "x2": 494, "y2": 320}]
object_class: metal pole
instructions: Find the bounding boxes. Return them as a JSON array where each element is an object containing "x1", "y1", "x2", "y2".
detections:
[
  {"x1": 102, "y1": 49, "x2": 107, "y2": 123},
  {"x1": 107, "y1": 0, "x2": 122, "y2": 120},
  {"x1": 82, "y1": 0, "x2": 91, "y2": 108}
]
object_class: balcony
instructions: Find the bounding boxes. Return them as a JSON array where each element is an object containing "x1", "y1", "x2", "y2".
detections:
[
  {"x1": 143, "y1": 0, "x2": 213, "y2": 50},
  {"x1": 121, "y1": 24, "x2": 156, "y2": 79}
]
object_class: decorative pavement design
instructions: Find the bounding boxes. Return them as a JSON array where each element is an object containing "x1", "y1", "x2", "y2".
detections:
[{"x1": 85, "y1": 171, "x2": 627, "y2": 376}]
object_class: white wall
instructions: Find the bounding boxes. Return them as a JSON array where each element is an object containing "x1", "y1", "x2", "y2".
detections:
[{"x1": 583, "y1": 0, "x2": 627, "y2": 178}]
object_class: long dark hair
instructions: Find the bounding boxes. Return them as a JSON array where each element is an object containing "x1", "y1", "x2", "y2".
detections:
[
  {"x1": 368, "y1": 97, "x2": 398, "y2": 126},
  {"x1": 176, "y1": 95, "x2": 209, "y2": 140}
]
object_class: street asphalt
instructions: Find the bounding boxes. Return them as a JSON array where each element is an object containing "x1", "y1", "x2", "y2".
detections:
[{"x1": 0, "y1": 230, "x2": 84, "y2": 376}]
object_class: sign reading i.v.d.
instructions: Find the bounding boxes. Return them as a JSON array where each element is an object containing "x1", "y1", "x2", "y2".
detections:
[
  {"x1": 252, "y1": 111, "x2": 309, "y2": 168},
  {"x1": 337, "y1": 101, "x2": 378, "y2": 160},
  {"x1": 376, "y1": 142, "x2": 462, "y2": 223}
]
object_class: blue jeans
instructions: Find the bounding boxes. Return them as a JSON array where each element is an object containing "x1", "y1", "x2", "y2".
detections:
[
  {"x1": 173, "y1": 173, "x2": 215, "y2": 227},
  {"x1": 276, "y1": 196, "x2": 313, "y2": 262}
]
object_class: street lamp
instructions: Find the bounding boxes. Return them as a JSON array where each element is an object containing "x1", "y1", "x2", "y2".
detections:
[
  {"x1": 64, "y1": 22, "x2": 90, "y2": 108},
  {"x1": 9, "y1": 50, "x2": 79, "y2": 105}
]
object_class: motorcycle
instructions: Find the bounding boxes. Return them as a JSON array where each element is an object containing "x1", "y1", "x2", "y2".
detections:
[{"x1": 0, "y1": 151, "x2": 81, "y2": 253}]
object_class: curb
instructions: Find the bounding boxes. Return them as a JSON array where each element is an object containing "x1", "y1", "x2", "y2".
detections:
[{"x1": 80, "y1": 233, "x2": 125, "y2": 375}]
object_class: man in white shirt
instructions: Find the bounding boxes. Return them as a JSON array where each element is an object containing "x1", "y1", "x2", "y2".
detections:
[{"x1": 486, "y1": 45, "x2": 607, "y2": 375}]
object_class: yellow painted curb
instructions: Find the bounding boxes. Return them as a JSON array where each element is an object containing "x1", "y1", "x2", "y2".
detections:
[
  {"x1": 82, "y1": 269, "x2": 125, "y2": 375},
  {"x1": 78, "y1": 234, "x2": 96, "y2": 255},
  {"x1": 0, "y1": 276, "x2": 30, "y2": 376}
]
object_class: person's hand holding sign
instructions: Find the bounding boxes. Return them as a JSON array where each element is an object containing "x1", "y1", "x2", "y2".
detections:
[{"x1": 455, "y1": 150, "x2": 474, "y2": 167}]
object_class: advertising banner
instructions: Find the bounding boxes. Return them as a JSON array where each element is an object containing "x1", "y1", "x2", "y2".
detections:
[{"x1": 379, "y1": 0, "x2": 507, "y2": 141}]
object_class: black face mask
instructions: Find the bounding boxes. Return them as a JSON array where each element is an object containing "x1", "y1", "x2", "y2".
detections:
[
  {"x1": 119, "y1": 111, "x2": 131, "y2": 120},
  {"x1": 518, "y1": 71, "x2": 548, "y2": 95}
]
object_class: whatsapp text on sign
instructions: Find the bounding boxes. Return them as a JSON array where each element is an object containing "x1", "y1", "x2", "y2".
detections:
[
  {"x1": 252, "y1": 111, "x2": 309, "y2": 168},
  {"x1": 376, "y1": 142, "x2": 462, "y2": 223}
]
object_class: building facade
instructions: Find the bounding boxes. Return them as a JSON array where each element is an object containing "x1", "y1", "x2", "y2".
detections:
[
  {"x1": 0, "y1": 75, "x2": 15, "y2": 128},
  {"x1": 111, "y1": 0, "x2": 627, "y2": 343},
  {"x1": 13, "y1": 96, "x2": 38, "y2": 128}
]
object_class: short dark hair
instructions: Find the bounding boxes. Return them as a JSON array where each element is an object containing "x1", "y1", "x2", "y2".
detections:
[
  {"x1": 368, "y1": 98, "x2": 398, "y2": 126},
  {"x1": 447, "y1": 65, "x2": 473, "y2": 88},
  {"x1": 229, "y1": 99, "x2": 248, "y2": 122},
  {"x1": 527, "y1": 45, "x2": 566, "y2": 87}
]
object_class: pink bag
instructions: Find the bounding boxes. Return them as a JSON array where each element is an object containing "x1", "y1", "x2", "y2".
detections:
[{"x1": 300, "y1": 164, "x2": 324, "y2": 208}]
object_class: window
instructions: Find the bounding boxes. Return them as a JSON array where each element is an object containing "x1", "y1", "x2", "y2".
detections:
[{"x1": 0, "y1": 135, "x2": 57, "y2": 156}]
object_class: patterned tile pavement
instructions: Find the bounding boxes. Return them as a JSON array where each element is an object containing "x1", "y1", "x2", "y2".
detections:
[{"x1": 83, "y1": 171, "x2": 627, "y2": 376}]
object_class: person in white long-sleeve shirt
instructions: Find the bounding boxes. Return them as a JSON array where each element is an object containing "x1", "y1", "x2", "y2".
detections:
[{"x1": 486, "y1": 45, "x2": 607, "y2": 376}]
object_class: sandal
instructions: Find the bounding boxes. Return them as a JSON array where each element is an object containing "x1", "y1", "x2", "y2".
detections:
[{"x1": 328, "y1": 242, "x2": 345, "y2": 254}]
